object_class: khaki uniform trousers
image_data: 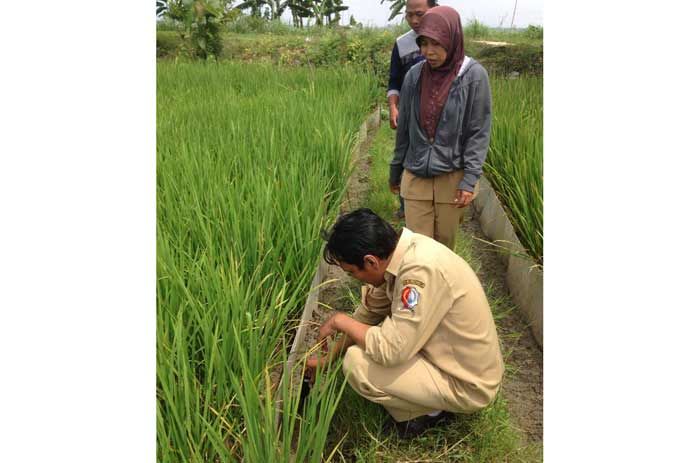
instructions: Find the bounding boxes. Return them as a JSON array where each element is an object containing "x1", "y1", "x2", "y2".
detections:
[
  {"x1": 343, "y1": 345, "x2": 480, "y2": 422},
  {"x1": 400, "y1": 170, "x2": 479, "y2": 250}
]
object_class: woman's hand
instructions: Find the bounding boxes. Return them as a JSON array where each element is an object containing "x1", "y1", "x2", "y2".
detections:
[
  {"x1": 389, "y1": 181, "x2": 400, "y2": 195},
  {"x1": 390, "y1": 106, "x2": 399, "y2": 130},
  {"x1": 454, "y1": 189, "x2": 474, "y2": 208}
]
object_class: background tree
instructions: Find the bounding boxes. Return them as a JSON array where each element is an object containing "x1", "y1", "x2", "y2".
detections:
[
  {"x1": 327, "y1": 0, "x2": 349, "y2": 25},
  {"x1": 267, "y1": 0, "x2": 288, "y2": 19},
  {"x1": 288, "y1": 0, "x2": 315, "y2": 28},
  {"x1": 310, "y1": 0, "x2": 347, "y2": 26},
  {"x1": 235, "y1": 0, "x2": 268, "y2": 17}
]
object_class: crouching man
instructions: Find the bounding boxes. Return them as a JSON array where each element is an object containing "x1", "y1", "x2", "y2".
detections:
[{"x1": 304, "y1": 208, "x2": 504, "y2": 438}]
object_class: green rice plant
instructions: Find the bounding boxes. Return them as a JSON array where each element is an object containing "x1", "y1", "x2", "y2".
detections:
[
  {"x1": 157, "y1": 61, "x2": 376, "y2": 461},
  {"x1": 485, "y1": 76, "x2": 543, "y2": 264}
]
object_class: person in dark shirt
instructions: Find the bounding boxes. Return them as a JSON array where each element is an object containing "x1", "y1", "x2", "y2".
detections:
[{"x1": 387, "y1": 0, "x2": 436, "y2": 219}]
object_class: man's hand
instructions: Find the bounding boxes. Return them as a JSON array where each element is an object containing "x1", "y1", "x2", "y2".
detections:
[
  {"x1": 304, "y1": 314, "x2": 339, "y2": 383},
  {"x1": 304, "y1": 352, "x2": 326, "y2": 384},
  {"x1": 390, "y1": 105, "x2": 399, "y2": 130},
  {"x1": 304, "y1": 313, "x2": 369, "y2": 383},
  {"x1": 389, "y1": 181, "x2": 400, "y2": 195},
  {"x1": 318, "y1": 313, "x2": 339, "y2": 341},
  {"x1": 454, "y1": 189, "x2": 474, "y2": 208}
]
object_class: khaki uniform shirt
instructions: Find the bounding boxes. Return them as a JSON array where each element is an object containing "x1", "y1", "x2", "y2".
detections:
[{"x1": 353, "y1": 228, "x2": 504, "y2": 406}]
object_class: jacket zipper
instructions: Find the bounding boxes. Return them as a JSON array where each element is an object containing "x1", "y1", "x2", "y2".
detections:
[
  {"x1": 420, "y1": 59, "x2": 470, "y2": 178},
  {"x1": 425, "y1": 62, "x2": 471, "y2": 177}
]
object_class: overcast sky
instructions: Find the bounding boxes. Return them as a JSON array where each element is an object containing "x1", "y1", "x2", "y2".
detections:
[{"x1": 281, "y1": 0, "x2": 543, "y2": 28}]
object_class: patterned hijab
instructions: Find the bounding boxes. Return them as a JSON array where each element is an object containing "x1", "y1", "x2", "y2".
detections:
[{"x1": 416, "y1": 6, "x2": 465, "y2": 140}]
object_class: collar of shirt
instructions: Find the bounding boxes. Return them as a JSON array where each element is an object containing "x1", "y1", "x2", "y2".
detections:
[{"x1": 384, "y1": 228, "x2": 413, "y2": 281}]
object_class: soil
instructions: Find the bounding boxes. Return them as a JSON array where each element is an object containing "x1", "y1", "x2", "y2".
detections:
[{"x1": 295, "y1": 113, "x2": 543, "y2": 448}]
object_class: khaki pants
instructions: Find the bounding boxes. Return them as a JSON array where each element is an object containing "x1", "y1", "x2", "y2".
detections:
[
  {"x1": 400, "y1": 170, "x2": 479, "y2": 250},
  {"x1": 343, "y1": 346, "x2": 479, "y2": 422}
]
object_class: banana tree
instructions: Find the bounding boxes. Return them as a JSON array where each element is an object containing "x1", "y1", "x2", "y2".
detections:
[
  {"x1": 235, "y1": 0, "x2": 268, "y2": 17},
  {"x1": 288, "y1": 0, "x2": 314, "y2": 27},
  {"x1": 322, "y1": 0, "x2": 348, "y2": 25},
  {"x1": 380, "y1": 0, "x2": 406, "y2": 21}
]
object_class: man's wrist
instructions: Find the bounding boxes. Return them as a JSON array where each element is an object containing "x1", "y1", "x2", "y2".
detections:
[{"x1": 332, "y1": 312, "x2": 346, "y2": 332}]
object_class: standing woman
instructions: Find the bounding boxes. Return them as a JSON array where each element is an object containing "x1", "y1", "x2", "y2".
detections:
[{"x1": 389, "y1": 5, "x2": 491, "y2": 250}]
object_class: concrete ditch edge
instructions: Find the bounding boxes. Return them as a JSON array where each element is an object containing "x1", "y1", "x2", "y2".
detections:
[{"x1": 473, "y1": 176, "x2": 543, "y2": 347}]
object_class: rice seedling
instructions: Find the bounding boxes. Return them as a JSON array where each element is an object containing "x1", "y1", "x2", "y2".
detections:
[
  {"x1": 157, "y1": 61, "x2": 375, "y2": 461},
  {"x1": 485, "y1": 76, "x2": 543, "y2": 264}
]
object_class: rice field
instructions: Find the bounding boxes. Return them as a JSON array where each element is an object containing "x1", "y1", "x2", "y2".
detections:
[
  {"x1": 486, "y1": 76, "x2": 543, "y2": 264},
  {"x1": 156, "y1": 62, "x2": 376, "y2": 462}
]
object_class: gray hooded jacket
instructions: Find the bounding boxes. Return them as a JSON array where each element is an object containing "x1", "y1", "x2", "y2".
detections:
[{"x1": 389, "y1": 57, "x2": 492, "y2": 192}]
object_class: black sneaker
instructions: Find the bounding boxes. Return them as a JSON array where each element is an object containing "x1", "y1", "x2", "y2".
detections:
[{"x1": 384, "y1": 411, "x2": 455, "y2": 439}]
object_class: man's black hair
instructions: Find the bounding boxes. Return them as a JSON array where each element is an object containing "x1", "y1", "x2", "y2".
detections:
[{"x1": 323, "y1": 208, "x2": 399, "y2": 269}]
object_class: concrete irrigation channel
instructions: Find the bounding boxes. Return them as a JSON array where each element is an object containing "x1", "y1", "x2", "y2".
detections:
[{"x1": 473, "y1": 177, "x2": 543, "y2": 347}]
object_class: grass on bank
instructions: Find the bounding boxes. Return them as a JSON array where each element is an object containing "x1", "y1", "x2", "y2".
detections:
[
  {"x1": 321, "y1": 122, "x2": 542, "y2": 462},
  {"x1": 156, "y1": 26, "x2": 543, "y2": 78},
  {"x1": 157, "y1": 15, "x2": 542, "y2": 38}
]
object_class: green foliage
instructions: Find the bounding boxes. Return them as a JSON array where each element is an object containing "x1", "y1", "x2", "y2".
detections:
[
  {"x1": 524, "y1": 24, "x2": 544, "y2": 39},
  {"x1": 157, "y1": 62, "x2": 376, "y2": 461},
  {"x1": 156, "y1": 17, "x2": 181, "y2": 31},
  {"x1": 304, "y1": 29, "x2": 391, "y2": 84},
  {"x1": 474, "y1": 42, "x2": 543, "y2": 76},
  {"x1": 159, "y1": 0, "x2": 240, "y2": 59},
  {"x1": 157, "y1": 31, "x2": 181, "y2": 58},
  {"x1": 464, "y1": 18, "x2": 490, "y2": 38}
]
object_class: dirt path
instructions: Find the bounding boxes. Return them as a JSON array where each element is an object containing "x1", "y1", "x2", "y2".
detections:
[{"x1": 473, "y1": 40, "x2": 513, "y2": 46}]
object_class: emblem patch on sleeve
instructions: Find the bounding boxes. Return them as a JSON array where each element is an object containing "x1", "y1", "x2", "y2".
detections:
[{"x1": 400, "y1": 286, "x2": 420, "y2": 311}]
